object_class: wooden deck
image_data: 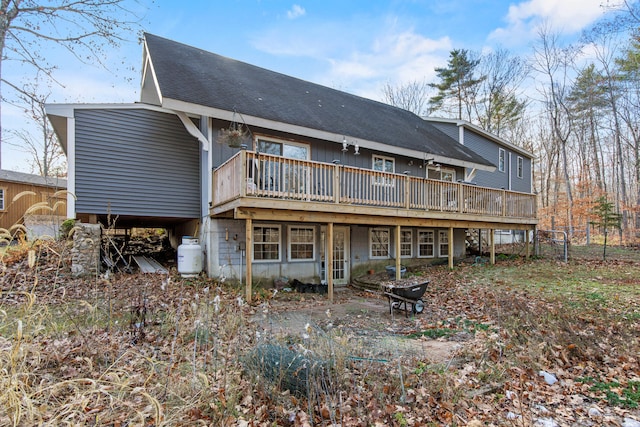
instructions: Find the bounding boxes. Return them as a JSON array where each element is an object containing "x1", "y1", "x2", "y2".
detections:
[{"x1": 211, "y1": 151, "x2": 537, "y2": 227}]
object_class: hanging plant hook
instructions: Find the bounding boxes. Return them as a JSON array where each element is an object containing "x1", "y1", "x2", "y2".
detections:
[{"x1": 218, "y1": 108, "x2": 252, "y2": 148}]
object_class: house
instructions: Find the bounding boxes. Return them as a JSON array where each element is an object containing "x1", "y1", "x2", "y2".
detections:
[
  {"x1": 46, "y1": 33, "x2": 537, "y2": 301},
  {"x1": 0, "y1": 169, "x2": 67, "y2": 239},
  {"x1": 426, "y1": 117, "x2": 535, "y2": 246}
]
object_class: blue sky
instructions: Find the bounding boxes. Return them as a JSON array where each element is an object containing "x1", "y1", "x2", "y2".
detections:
[{"x1": 2, "y1": 0, "x2": 616, "y2": 172}]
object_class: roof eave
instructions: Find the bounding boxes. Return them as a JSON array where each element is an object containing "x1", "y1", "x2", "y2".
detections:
[
  {"x1": 424, "y1": 116, "x2": 535, "y2": 159},
  {"x1": 162, "y1": 98, "x2": 495, "y2": 171}
]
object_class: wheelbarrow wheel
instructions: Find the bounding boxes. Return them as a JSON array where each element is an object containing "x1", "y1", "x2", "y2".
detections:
[{"x1": 413, "y1": 299, "x2": 425, "y2": 314}]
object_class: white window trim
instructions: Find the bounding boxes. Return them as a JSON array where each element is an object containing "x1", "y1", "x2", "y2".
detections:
[
  {"x1": 372, "y1": 154, "x2": 395, "y2": 186},
  {"x1": 498, "y1": 148, "x2": 506, "y2": 173},
  {"x1": 517, "y1": 156, "x2": 523, "y2": 179},
  {"x1": 287, "y1": 225, "x2": 316, "y2": 262},
  {"x1": 400, "y1": 229, "x2": 413, "y2": 258},
  {"x1": 369, "y1": 227, "x2": 390, "y2": 259},
  {"x1": 417, "y1": 229, "x2": 435, "y2": 258},
  {"x1": 253, "y1": 224, "x2": 281, "y2": 263},
  {"x1": 0, "y1": 188, "x2": 5, "y2": 211},
  {"x1": 438, "y1": 230, "x2": 449, "y2": 258}
]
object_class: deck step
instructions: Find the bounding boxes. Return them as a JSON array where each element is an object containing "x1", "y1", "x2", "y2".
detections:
[{"x1": 132, "y1": 255, "x2": 168, "y2": 274}]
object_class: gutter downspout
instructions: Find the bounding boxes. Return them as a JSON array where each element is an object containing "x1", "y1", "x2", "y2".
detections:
[{"x1": 66, "y1": 117, "x2": 76, "y2": 219}]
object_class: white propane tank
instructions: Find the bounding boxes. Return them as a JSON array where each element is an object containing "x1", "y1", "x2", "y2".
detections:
[{"x1": 177, "y1": 237, "x2": 202, "y2": 277}]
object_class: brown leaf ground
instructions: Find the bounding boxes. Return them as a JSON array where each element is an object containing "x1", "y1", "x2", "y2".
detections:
[{"x1": 1, "y1": 241, "x2": 639, "y2": 426}]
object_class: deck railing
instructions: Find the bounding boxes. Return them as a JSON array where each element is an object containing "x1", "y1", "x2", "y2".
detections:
[{"x1": 213, "y1": 151, "x2": 537, "y2": 219}]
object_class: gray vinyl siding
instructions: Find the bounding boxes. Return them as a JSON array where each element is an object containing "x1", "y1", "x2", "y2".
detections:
[
  {"x1": 75, "y1": 108, "x2": 200, "y2": 217},
  {"x1": 429, "y1": 122, "x2": 533, "y2": 193},
  {"x1": 463, "y1": 129, "x2": 508, "y2": 189},
  {"x1": 463, "y1": 129, "x2": 532, "y2": 192},
  {"x1": 430, "y1": 122, "x2": 459, "y2": 141}
]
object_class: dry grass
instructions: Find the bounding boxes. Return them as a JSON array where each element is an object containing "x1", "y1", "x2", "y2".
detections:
[{"x1": 1, "y1": 238, "x2": 639, "y2": 426}]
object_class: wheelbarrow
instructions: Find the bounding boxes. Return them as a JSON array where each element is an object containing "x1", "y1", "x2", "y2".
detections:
[{"x1": 382, "y1": 280, "x2": 429, "y2": 317}]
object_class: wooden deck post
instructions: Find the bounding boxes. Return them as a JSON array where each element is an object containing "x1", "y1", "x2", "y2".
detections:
[
  {"x1": 240, "y1": 149, "x2": 247, "y2": 197},
  {"x1": 525, "y1": 227, "x2": 531, "y2": 259},
  {"x1": 327, "y1": 222, "x2": 334, "y2": 302},
  {"x1": 395, "y1": 225, "x2": 402, "y2": 280},
  {"x1": 404, "y1": 175, "x2": 410, "y2": 209},
  {"x1": 333, "y1": 164, "x2": 340, "y2": 204},
  {"x1": 489, "y1": 228, "x2": 495, "y2": 265},
  {"x1": 245, "y1": 218, "x2": 253, "y2": 303},
  {"x1": 448, "y1": 227, "x2": 454, "y2": 270}
]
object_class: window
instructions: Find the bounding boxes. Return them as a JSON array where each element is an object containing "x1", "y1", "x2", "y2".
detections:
[
  {"x1": 288, "y1": 226, "x2": 315, "y2": 261},
  {"x1": 498, "y1": 148, "x2": 506, "y2": 172},
  {"x1": 427, "y1": 166, "x2": 455, "y2": 182},
  {"x1": 369, "y1": 228, "x2": 390, "y2": 259},
  {"x1": 373, "y1": 155, "x2": 395, "y2": 185},
  {"x1": 256, "y1": 137, "x2": 310, "y2": 193},
  {"x1": 253, "y1": 225, "x2": 281, "y2": 261},
  {"x1": 438, "y1": 230, "x2": 449, "y2": 258},
  {"x1": 417, "y1": 230, "x2": 434, "y2": 258},
  {"x1": 517, "y1": 156, "x2": 523, "y2": 179},
  {"x1": 400, "y1": 229, "x2": 413, "y2": 258},
  {"x1": 0, "y1": 188, "x2": 5, "y2": 211}
]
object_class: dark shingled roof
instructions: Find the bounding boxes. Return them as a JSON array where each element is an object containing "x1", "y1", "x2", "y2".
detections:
[{"x1": 144, "y1": 33, "x2": 494, "y2": 168}]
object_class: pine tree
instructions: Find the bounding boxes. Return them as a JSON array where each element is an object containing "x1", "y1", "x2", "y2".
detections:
[
  {"x1": 428, "y1": 49, "x2": 485, "y2": 120},
  {"x1": 590, "y1": 196, "x2": 622, "y2": 260}
]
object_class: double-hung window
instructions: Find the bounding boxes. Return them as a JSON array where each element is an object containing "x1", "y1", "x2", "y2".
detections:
[
  {"x1": 0, "y1": 188, "x2": 5, "y2": 211},
  {"x1": 498, "y1": 148, "x2": 506, "y2": 172},
  {"x1": 369, "y1": 227, "x2": 390, "y2": 258},
  {"x1": 253, "y1": 225, "x2": 281, "y2": 261},
  {"x1": 438, "y1": 230, "x2": 449, "y2": 258},
  {"x1": 288, "y1": 226, "x2": 315, "y2": 261},
  {"x1": 417, "y1": 230, "x2": 434, "y2": 258},
  {"x1": 517, "y1": 156, "x2": 523, "y2": 179},
  {"x1": 400, "y1": 229, "x2": 413, "y2": 258},
  {"x1": 372, "y1": 155, "x2": 394, "y2": 185}
]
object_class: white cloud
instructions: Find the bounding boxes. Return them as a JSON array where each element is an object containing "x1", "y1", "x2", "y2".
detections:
[
  {"x1": 321, "y1": 29, "x2": 452, "y2": 100},
  {"x1": 490, "y1": 0, "x2": 609, "y2": 46},
  {"x1": 287, "y1": 4, "x2": 306, "y2": 20},
  {"x1": 251, "y1": 13, "x2": 452, "y2": 100}
]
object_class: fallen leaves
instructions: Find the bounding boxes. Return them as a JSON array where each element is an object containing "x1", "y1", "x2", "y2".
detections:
[{"x1": 2, "y1": 241, "x2": 640, "y2": 426}]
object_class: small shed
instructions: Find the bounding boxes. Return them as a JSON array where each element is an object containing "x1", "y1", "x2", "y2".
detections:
[{"x1": 0, "y1": 170, "x2": 67, "y2": 239}]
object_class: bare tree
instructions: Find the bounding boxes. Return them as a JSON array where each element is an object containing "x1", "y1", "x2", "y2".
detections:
[
  {"x1": 531, "y1": 25, "x2": 577, "y2": 235},
  {"x1": 567, "y1": 63, "x2": 608, "y2": 193},
  {"x1": 381, "y1": 80, "x2": 431, "y2": 115},
  {"x1": 616, "y1": 39, "x2": 640, "y2": 231},
  {"x1": 584, "y1": 31, "x2": 631, "y2": 236},
  {"x1": 0, "y1": 0, "x2": 144, "y2": 170},
  {"x1": 7, "y1": 88, "x2": 65, "y2": 176},
  {"x1": 475, "y1": 48, "x2": 529, "y2": 138}
]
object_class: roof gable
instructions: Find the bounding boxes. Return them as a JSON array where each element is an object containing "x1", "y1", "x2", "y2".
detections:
[{"x1": 142, "y1": 33, "x2": 494, "y2": 170}]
